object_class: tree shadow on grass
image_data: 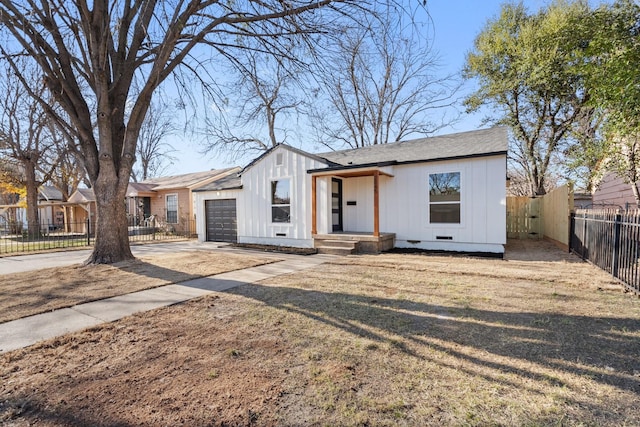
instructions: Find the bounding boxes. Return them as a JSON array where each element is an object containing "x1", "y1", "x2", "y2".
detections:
[
  {"x1": 226, "y1": 283, "x2": 640, "y2": 395},
  {"x1": 0, "y1": 261, "x2": 204, "y2": 323},
  {"x1": 0, "y1": 397, "x2": 136, "y2": 427}
]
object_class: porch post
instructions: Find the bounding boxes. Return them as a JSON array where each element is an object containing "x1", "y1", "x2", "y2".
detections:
[
  {"x1": 311, "y1": 175, "x2": 317, "y2": 235},
  {"x1": 373, "y1": 170, "x2": 380, "y2": 237}
]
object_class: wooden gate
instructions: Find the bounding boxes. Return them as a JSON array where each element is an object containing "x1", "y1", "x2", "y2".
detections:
[
  {"x1": 507, "y1": 197, "x2": 542, "y2": 239},
  {"x1": 507, "y1": 184, "x2": 574, "y2": 246}
]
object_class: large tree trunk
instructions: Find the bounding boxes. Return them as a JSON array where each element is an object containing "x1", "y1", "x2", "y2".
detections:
[
  {"x1": 23, "y1": 162, "x2": 40, "y2": 239},
  {"x1": 84, "y1": 170, "x2": 133, "y2": 264}
]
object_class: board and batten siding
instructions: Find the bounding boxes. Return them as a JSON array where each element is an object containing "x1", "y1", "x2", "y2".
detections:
[
  {"x1": 238, "y1": 146, "x2": 328, "y2": 247},
  {"x1": 338, "y1": 155, "x2": 506, "y2": 253},
  {"x1": 391, "y1": 156, "x2": 505, "y2": 252},
  {"x1": 193, "y1": 189, "x2": 243, "y2": 243}
]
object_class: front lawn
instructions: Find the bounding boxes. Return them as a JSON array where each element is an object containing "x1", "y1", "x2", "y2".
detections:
[
  {"x1": 0, "y1": 251, "x2": 277, "y2": 323},
  {"x1": 1, "y1": 242, "x2": 638, "y2": 426}
]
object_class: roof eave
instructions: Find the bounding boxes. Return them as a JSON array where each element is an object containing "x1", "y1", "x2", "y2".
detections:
[
  {"x1": 308, "y1": 151, "x2": 507, "y2": 174},
  {"x1": 193, "y1": 185, "x2": 244, "y2": 192},
  {"x1": 308, "y1": 160, "x2": 397, "y2": 174}
]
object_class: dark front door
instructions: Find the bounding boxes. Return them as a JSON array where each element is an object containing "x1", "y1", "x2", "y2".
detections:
[
  {"x1": 205, "y1": 199, "x2": 237, "y2": 243},
  {"x1": 141, "y1": 197, "x2": 151, "y2": 219},
  {"x1": 331, "y1": 178, "x2": 343, "y2": 232}
]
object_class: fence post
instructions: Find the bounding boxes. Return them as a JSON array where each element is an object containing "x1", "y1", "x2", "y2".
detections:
[
  {"x1": 569, "y1": 212, "x2": 575, "y2": 253},
  {"x1": 152, "y1": 216, "x2": 156, "y2": 241},
  {"x1": 581, "y1": 211, "x2": 588, "y2": 260},
  {"x1": 86, "y1": 218, "x2": 91, "y2": 246},
  {"x1": 611, "y1": 212, "x2": 622, "y2": 279}
]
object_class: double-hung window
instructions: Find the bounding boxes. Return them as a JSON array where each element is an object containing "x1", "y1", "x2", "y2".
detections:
[
  {"x1": 271, "y1": 179, "x2": 291, "y2": 223},
  {"x1": 166, "y1": 194, "x2": 178, "y2": 224},
  {"x1": 429, "y1": 172, "x2": 461, "y2": 224}
]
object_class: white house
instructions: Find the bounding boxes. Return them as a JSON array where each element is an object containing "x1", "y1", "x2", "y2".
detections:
[{"x1": 193, "y1": 127, "x2": 508, "y2": 255}]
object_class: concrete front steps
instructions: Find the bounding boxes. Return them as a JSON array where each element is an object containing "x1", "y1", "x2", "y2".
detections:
[
  {"x1": 314, "y1": 239, "x2": 359, "y2": 255},
  {"x1": 313, "y1": 233, "x2": 396, "y2": 255}
]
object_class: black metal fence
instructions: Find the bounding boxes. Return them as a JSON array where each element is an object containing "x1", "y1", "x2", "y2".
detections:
[
  {"x1": 0, "y1": 217, "x2": 196, "y2": 255},
  {"x1": 570, "y1": 209, "x2": 640, "y2": 295}
]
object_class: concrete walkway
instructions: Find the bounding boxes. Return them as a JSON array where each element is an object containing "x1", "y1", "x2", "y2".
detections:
[{"x1": 0, "y1": 247, "x2": 333, "y2": 353}]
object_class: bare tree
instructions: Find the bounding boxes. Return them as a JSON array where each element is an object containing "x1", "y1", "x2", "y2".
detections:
[
  {"x1": 0, "y1": 0, "x2": 403, "y2": 264},
  {"x1": 133, "y1": 100, "x2": 177, "y2": 182},
  {"x1": 204, "y1": 49, "x2": 303, "y2": 160},
  {"x1": 48, "y1": 139, "x2": 88, "y2": 201},
  {"x1": 311, "y1": 9, "x2": 456, "y2": 149},
  {"x1": 0, "y1": 62, "x2": 61, "y2": 237}
]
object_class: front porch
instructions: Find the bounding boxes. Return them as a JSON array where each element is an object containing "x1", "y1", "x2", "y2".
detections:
[
  {"x1": 310, "y1": 163, "x2": 396, "y2": 255},
  {"x1": 313, "y1": 232, "x2": 395, "y2": 255}
]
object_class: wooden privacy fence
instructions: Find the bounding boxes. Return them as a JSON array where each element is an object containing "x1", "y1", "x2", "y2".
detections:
[
  {"x1": 570, "y1": 209, "x2": 640, "y2": 295},
  {"x1": 507, "y1": 196, "x2": 542, "y2": 239},
  {"x1": 507, "y1": 184, "x2": 573, "y2": 248}
]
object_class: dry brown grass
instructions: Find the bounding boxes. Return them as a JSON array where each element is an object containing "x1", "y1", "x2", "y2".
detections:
[
  {"x1": 0, "y1": 251, "x2": 276, "y2": 323},
  {"x1": 1, "y1": 241, "x2": 639, "y2": 426}
]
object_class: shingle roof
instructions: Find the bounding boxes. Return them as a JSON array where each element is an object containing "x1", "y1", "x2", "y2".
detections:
[
  {"x1": 317, "y1": 127, "x2": 508, "y2": 167},
  {"x1": 67, "y1": 187, "x2": 95, "y2": 203},
  {"x1": 38, "y1": 185, "x2": 63, "y2": 201},
  {"x1": 126, "y1": 182, "x2": 157, "y2": 197},
  {"x1": 192, "y1": 172, "x2": 242, "y2": 192},
  {"x1": 140, "y1": 167, "x2": 240, "y2": 190}
]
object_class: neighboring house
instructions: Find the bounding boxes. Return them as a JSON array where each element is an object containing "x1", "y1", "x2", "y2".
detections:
[
  {"x1": 573, "y1": 193, "x2": 593, "y2": 210},
  {"x1": 125, "y1": 182, "x2": 163, "y2": 226},
  {"x1": 3, "y1": 185, "x2": 67, "y2": 230},
  {"x1": 138, "y1": 167, "x2": 240, "y2": 228},
  {"x1": 193, "y1": 127, "x2": 508, "y2": 255},
  {"x1": 66, "y1": 187, "x2": 97, "y2": 233},
  {"x1": 67, "y1": 167, "x2": 240, "y2": 231},
  {"x1": 592, "y1": 172, "x2": 638, "y2": 210},
  {"x1": 36, "y1": 186, "x2": 65, "y2": 229}
]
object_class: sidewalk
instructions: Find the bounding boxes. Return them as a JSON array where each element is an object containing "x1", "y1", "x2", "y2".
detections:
[{"x1": 0, "y1": 251, "x2": 333, "y2": 353}]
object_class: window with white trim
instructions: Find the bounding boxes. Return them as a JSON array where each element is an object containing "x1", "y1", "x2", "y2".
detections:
[
  {"x1": 166, "y1": 194, "x2": 178, "y2": 224},
  {"x1": 271, "y1": 179, "x2": 291, "y2": 223},
  {"x1": 429, "y1": 172, "x2": 461, "y2": 224}
]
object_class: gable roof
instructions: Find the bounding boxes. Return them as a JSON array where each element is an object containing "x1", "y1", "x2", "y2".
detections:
[
  {"x1": 38, "y1": 185, "x2": 63, "y2": 201},
  {"x1": 241, "y1": 144, "x2": 334, "y2": 174},
  {"x1": 67, "y1": 187, "x2": 95, "y2": 203},
  {"x1": 316, "y1": 127, "x2": 508, "y2": 168},
  {"x1": 140, "y1": 167, "x2": 240, "y2": 190}
]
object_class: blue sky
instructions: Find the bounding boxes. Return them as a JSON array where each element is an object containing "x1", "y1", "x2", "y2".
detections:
[{"x1": 165, "y1": 0, "x2": 559, "y2": 175}]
